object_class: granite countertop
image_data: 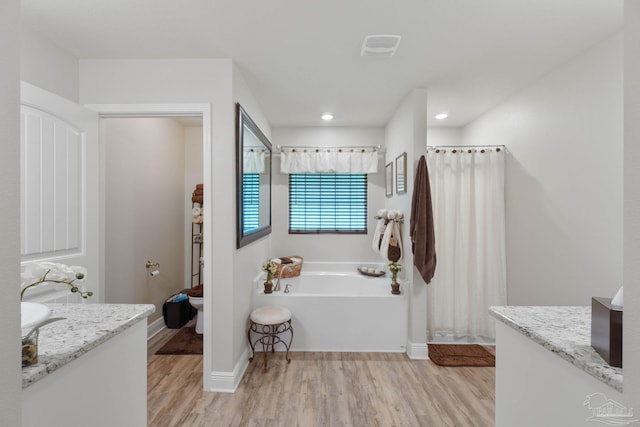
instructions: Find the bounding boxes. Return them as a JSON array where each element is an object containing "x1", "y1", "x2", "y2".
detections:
[
  {"x1": 22, "y1": 303, "x2": 155, "y2": 389},
  {"x1": 489, "y1": 306, "x2": 623, "y2": 393}
]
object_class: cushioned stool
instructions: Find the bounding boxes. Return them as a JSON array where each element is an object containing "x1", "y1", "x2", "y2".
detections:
[{"x1": 247, "y1": 305, "x2": 293, "y2": 369}]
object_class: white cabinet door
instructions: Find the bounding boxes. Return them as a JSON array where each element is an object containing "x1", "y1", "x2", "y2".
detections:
[{"x1": 20, "y1": 82, "x2": 100, "y2": 301}]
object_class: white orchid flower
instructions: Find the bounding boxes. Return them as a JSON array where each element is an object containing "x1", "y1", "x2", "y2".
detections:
[{"x1": 20, "y1": 262, "x2": 92, "y2": 300}]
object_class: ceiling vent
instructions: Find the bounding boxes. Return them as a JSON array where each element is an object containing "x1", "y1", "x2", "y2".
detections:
[{"x1": 360, "y1": 35, "x2": 401, "y2": 57}]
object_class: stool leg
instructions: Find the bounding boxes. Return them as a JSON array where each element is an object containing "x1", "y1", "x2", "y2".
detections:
[
  {"x1": 261, "y1": 326, "x2": 270, "y2": 370},
  {"x1": 270, "y1": 326, "x2": 276, "y2": 354},
  {"x1": 262, "y1": 341, "x2": 268, "y2": 370},
  {"x1": 247, "y1": 322, "x2": 255, "y2": 362},
  {"x1": 284, "y1": 320, "x2": 293, "y2": 364}
]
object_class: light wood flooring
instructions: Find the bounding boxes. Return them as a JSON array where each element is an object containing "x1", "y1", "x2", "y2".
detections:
[{"x1": 147, "y1": 329, "x2": 495, "y2": 427}]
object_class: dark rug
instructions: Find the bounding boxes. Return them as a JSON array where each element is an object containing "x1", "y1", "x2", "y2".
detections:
[
  {"x1": 428, "y1": 344, "x2": 495, "y2": 367},
  {"x1": 156, "y1": 327, "x2": 203, "y2": 355}
]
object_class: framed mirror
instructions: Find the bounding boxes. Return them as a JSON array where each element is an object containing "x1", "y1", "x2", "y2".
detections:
[{"x1": 236, "y1": 103, "x2": 272, "y2": 248}]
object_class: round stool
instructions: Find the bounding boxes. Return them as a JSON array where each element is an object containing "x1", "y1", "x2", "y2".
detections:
[{"x1": 247, "y1": 306, "x2": 293, "y2": 369}]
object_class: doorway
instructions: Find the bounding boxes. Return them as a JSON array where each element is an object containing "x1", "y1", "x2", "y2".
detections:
[
  {"x1": 101, "y1": 116, "x2": 203, "y2": 336},
  {"x1": 88, "y1": 103, "x2": 212, "y2": 392}
]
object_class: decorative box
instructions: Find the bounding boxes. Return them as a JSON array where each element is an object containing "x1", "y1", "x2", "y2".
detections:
[{"x1": 591, "y1": 297, "x2": 622, "y2": 368}]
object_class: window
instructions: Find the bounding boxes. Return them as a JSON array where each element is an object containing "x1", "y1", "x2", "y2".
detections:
[
  {"x1": 242, "y1": 173, "x2": 259, "y2": 233},
  {"x1": 289, "y1": 173, "x2": 367, "y2": 234}
]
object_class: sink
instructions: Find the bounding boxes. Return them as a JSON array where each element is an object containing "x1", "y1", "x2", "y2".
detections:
[{"x1": 21, "y1": 302, "x2": 51, "y2": 330}]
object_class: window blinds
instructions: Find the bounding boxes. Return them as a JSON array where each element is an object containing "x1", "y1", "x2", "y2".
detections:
[{"x1": 289, "y1": 173, "x2": 367, "y2": 234}]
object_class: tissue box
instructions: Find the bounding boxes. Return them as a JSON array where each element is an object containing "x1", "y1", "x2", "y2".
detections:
[{"x1": 591, "y1": 297, "x2": 622, "y2": 368}]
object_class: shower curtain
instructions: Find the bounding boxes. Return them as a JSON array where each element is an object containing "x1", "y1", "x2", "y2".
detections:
[{"x1": 426, "y1": 147, "x2": 507, "y2": 340}]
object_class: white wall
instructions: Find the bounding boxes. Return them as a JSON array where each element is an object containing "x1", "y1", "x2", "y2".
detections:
[
  {"x1": 426, "y1": 127, "x2": 463, "y2": 147},
  {"x1": 231, "y1": 63, "x2": 273, "y2": 369},
  {"x1": 80, "y1": 58, "x2": 273, "y2": 390},
  {"x1": 463, "y1": 33, "x2": 623, "y2": 306},
  {"x1": 270, "y1": 127, "x2": 386, "y2": 262},
  {"x1": 384, "y1": 88, "x2": 428, "y2": 356},
  {"x1": 103, "y1": 118, "x2": 187, "y2": 325},
  {"x1": 623, "y1": 0, "x2": 640, "y2": 409},
  {"x1": 80, "y1": 59, "x2": 244, "y2": 386},
  {"x1": 21, "y1": 26, "x2": 79, "y2": 102},
  {"x1": 0, "y1": 0, "x2": 22, "y2": 423}
]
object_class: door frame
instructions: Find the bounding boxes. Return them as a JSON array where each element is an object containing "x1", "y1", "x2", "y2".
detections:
[{"x1": 85, "y1": 103, "x2": 212, "y2": 345}]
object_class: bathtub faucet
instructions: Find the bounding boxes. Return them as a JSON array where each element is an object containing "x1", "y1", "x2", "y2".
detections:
[{"x1": 275, "y1": 265, "x2": 293, "y2": 292}]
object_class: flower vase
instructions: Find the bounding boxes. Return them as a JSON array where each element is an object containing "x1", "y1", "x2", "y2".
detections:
[
  {"x1": 390, "y1": 278, "x2": 400, "y2": 295},
  {"x1": 264, "y1": 280, "x2": 274, "y2": 294},
  {"x1": 22, "y1": 329, "x2": 39, "y2": 367}
]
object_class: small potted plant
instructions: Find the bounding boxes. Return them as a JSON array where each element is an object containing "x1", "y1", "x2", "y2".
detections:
[
  {"x1": 261, "y1": 260, "x2": 277, "y2": 294},
  {"x1": 387, "y1": 262, "x2": 402, "y2": 295}
]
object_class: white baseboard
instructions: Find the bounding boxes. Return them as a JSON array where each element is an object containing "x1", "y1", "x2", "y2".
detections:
[
  {"x1": 206, "y1": 347, "x2": 250, "y2": 393},
  {"x1": 147, "y1": 316, "x2": 166, "y2": 340},
  {"x1": 427, "y1": 335, "x2": 495, "y2": 345},
  {"x1": 406, "y1": 340, "x2": 428, "y2": 359}
]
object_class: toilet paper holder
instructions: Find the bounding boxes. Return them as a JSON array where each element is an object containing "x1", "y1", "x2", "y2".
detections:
[{"x1": 146, "y1": 261, "x2": 160, "y2": 277}]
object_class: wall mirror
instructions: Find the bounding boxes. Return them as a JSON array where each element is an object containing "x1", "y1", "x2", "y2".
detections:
[{"x1": 236, "y1": 103, "x2": 272, "y2": 248}]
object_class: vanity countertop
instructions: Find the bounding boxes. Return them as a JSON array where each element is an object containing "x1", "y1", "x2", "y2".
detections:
[
  {"x1": 22, "y1": 303, "x2": 155, "y2": 389},
  {"x1": 489, "y1": 306, "x2": 622, "y2": 393}
]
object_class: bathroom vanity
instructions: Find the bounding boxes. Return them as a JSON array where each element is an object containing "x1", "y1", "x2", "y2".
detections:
[
  {"x1": 490, "y1": 306, "x2": 625, "y2": 427},
  {"x1": 22, "y1": 303, "x2": 154, "y2": 427}
]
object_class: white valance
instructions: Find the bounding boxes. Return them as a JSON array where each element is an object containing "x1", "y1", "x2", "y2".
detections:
[
  {"x1": 280, "y1": 148, "x2": 378, "y2": 174},
  {"x1": 243, "y1": 149, "x2": 266, "y2": 174}
]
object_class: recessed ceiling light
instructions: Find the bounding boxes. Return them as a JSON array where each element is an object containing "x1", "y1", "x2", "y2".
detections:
[
  {"x1": 321, "y1": 113, "x2": 334, "y2": 121},
  {"x1": 435, "y1": 113, "x2": 449, "y2": 120}
]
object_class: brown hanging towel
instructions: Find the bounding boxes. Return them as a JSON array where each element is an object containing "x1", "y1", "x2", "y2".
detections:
[{"x1": 410, "y1": 155, "x2": 436, "y2": 283}]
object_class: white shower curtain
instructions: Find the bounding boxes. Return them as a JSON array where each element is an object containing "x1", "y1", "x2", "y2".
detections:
[{"x1": 426, "y1": 147, "x2": 507, "y2": 340}]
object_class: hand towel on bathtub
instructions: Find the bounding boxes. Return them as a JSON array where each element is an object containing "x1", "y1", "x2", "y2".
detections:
[
  {"x1": 410, "y1": 155, "x2": 436, "y2": 284},
  {"x1": 379, "y1": 220, "x2": 390, "y2": 261}
]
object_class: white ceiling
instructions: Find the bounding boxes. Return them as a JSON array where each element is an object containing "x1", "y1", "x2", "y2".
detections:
[{"x1": 21, "y1": 0, "x2": 623, "y2": 128}]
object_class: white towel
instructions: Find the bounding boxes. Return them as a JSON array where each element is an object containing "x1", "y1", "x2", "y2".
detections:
[
  {"x1": 380, "y1": 221, "x2": 394, "y2": 261},
  {"x1": 372, "y1": 218, "x2": 386, "y2": 253}
]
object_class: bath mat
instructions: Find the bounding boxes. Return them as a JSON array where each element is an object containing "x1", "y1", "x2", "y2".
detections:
[
  {"x1": 428, "y1": 344, "x2": 495, "y2": 367},
  {"x1": 156, "y1": 327, "x2": 203, "y2": 355}
]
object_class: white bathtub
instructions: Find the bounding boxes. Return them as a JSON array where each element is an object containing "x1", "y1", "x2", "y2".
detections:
[{"x1": 252, "y1": 262, "x2": 408, "y2": 352}]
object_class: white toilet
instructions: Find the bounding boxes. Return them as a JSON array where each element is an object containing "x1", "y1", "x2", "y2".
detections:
[{"x1": 187, "y1": 284, "x2": 204, "y2": 334}]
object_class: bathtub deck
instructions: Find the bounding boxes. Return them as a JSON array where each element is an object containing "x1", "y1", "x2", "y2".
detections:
[{"x1": 147, "y1": 348, "x2": 495, "y2": 426}]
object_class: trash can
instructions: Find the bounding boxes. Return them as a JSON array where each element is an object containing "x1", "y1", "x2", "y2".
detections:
[{"x1": 162, "y1": 292, "x2": 195, "y2": 329}]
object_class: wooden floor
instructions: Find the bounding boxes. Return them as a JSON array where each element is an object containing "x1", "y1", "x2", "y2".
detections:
[{"x1": 147, "y1": 330, "x2": 495, "y2": 427}]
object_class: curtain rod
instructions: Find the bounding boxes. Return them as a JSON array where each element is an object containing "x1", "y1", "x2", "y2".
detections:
[
  {"x1": 427, "y1": 144, "x2": 505, "y2": 153},
  {"x1": 427, "y1": 144, "x2": 504, "y2": 148},
  {"x1": 275, "y1": 144, "x2": 384, "y2": 153}
]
